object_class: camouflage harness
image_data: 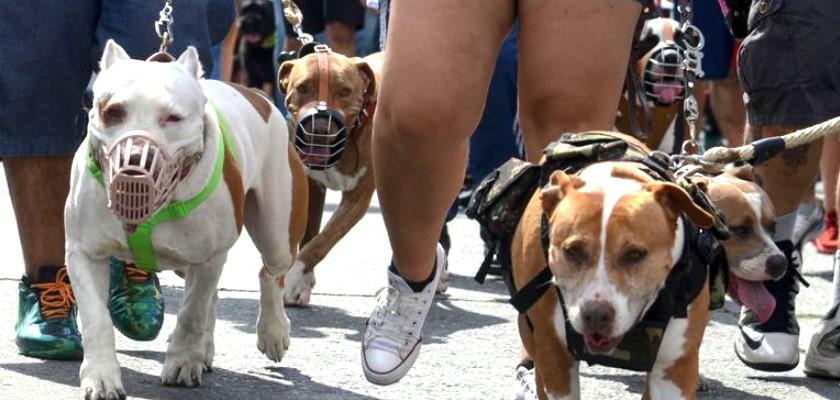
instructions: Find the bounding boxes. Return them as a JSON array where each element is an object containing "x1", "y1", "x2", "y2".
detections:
[{"x1": 466, "y1": 132, "x2": 729, "y2": 372}]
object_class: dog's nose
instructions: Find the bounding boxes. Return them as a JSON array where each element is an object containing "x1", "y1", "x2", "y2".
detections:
[
  {"x1": 765, "y1": 254, "x2": 788, "y2": 279},
  {"x1": 581, "y1": 300, "x2": 615, "y2": 334}
]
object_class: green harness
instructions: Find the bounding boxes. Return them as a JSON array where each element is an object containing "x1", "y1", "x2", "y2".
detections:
[{"x1": 87, "y1": 105, "x2": 236, "y2": 272}]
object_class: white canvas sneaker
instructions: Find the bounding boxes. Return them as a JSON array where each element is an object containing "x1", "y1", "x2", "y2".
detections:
[
  {"x1": 804, "y1": 303, "x2": 840, "y2": 378},
  {"x1": 361, "y1": 244, "x2": 446, "y2": 385}
]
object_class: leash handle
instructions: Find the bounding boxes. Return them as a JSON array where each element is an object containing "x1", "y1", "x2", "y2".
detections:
[{"x1": 281, "y1": 0, "x2": 314, "y2": 45}]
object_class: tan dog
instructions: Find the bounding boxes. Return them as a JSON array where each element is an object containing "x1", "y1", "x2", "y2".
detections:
[
  {"x1": 511, "y1": 133, "x2": 715, "y2": 399},
  {"x1": 276, "y1": 49, "x2": 381, "y2": 305},
  {"x1": 696, "y1": 166, "x2": 786, "y2": 324}
]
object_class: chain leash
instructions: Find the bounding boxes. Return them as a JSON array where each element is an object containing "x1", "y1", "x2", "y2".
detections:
[
  {"x1": 677, "y1": 0, "x2": 705, "y2": 155},
  {"x1": 155, "y1": 0, "x2": 174, "y2": 53}
]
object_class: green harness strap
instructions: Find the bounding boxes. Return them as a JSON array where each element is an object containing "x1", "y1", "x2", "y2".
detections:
[{"x1": 86, "y1": 104, "x2": 237, "y2": 272}]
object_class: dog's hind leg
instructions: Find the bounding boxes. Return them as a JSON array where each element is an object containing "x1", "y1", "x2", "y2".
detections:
[
  {"x1": 66, "y1": 251, "x2": 126, "y2": 400},
  {"x1": 161, "y1": 257, "x2": 224, "y2": 387},
  {"x1": 244, "y1": 142, "x2": 307, "y2": 360}
]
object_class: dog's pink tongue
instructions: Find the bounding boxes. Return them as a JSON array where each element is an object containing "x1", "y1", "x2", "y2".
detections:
[{"x1": 736, "y1": 278, "x2": 776, "y2": 324}]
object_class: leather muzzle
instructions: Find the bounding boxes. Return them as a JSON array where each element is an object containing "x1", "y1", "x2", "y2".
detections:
[{"x1": 102, "y1": 131, "x2": 187, "y2": 224}]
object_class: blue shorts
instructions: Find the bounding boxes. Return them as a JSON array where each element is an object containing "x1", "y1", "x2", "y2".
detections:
[{"x1": 0, "y1": 0, "x2": 234, "y2": 158}]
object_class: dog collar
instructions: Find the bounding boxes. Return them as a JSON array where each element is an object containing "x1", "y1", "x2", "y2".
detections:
[
  {"x1": 86, "y1": 102, "x2": 236, "y2": 272},
  {"x1": 260, "y1": 32, "x2": 277, "y2": 49}
]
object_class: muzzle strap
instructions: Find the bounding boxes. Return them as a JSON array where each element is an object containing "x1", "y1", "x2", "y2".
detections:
[{"x1": 316, "y1": 44, "x2": 330, "y2": 105}]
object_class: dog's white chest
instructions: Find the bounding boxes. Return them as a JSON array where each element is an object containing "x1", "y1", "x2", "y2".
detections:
[{"x1": 307, "y1": 166, "x2": 366, "y2": 191}]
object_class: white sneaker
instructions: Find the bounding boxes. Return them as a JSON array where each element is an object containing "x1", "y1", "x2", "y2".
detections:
[
  {"x1": 361, "y1": 244, "x2": 446, "y2": 385},
  {"x1": 804, "y1": 304, "x2": 840, "y2": 379},
  {"x1": 792, "y1": 203, "x2": 823, "y2": 247},
  {"x1": 510, "y1": 364, "x2": 538, "y2": 400}
]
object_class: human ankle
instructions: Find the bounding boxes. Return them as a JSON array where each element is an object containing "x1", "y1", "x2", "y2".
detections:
[{"x1": 390, "y1": 261, "x2": 437, "y2": 293}]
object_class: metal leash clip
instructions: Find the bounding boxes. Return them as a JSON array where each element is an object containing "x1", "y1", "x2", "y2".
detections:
[{"x1": 155, "y1": 0, "x2": 174, "y2": 53}]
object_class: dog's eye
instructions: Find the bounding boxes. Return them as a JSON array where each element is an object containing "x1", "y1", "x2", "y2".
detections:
[
  {"x1": 296, "y1": 85, "x2": 309, "y2": 95},
  {"x1": 620, "y1": 248, "x2": 647, "y2": 265},
  {"x1": 731, "y1": 226, "x2": 753, "y2": 238},
  {"x1": 562, "y1": 241, "x2": 587, "y2": 264},
  {"x1": 102, "y1": 105, "x2": 126, "y2": 124},
  {"x1": 164, "y1": 114, "x2": 183, "y2": 124},
  {"x1": 338, "y1": 87, "x2": 352, "y2": 97}
]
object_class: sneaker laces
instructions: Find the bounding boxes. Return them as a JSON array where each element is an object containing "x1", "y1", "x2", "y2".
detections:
[
  {"x1": 30, "y1": 267, "x2": 75, "y2": 320},
  {"x1": 366, "y1": 285, "x2": 426, "y2": 354},
  {"x1": 124, "y1": 263, "x2": 150, "y2": 284}
]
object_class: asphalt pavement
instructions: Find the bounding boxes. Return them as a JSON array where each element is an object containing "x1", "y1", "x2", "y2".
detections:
[{"x1": 0, "y1": 171, "x2": 839, "y2": 399}]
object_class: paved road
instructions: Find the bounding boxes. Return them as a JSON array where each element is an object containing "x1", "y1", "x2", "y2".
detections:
[{"x1": 0, "y1": 172, "x2": 839, "y2": 399}]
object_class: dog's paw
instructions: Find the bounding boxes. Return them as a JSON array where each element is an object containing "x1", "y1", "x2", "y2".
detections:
[
  {"x1": 202, "y1": 336, "x2": 216, "y2": 372},
  {"x1": 283, "y1": 261, "x2": 315, "y2": 306},
  {"x1": 161, "y1": 350, "x2": 207, "y2": 387},
  {"x1": 80, "y1": 360, "x2": 126, "y2": 400},
  {"x1": 257, "y1": 314, "x2": 291, "y2": 362}
]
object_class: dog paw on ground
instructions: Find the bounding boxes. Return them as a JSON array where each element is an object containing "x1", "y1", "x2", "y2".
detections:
[
  {"x1": 283, "y1": 260, "x2": 315, "y2": 306},
  {"x1": 201, "y1": 335, "x2": 215, "y2": 372},
  {"x1": 80, "y1": 360, "x2": 125, "y2": 400},
  {"x1": 257, "y1": 314, "x2": 291, "y2": 362},
  {"x1": 160, "y1": 349, "x2": 208, "y2": 387}
]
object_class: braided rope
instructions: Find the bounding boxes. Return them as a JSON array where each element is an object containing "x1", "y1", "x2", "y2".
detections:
[{"x1": 701, "y1": 115, "x2": 840, "y2": 165}]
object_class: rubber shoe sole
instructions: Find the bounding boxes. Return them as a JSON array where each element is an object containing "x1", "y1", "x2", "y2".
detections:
[{"x1": 362, "y1": 337, "x2": 422, "y2": 386}]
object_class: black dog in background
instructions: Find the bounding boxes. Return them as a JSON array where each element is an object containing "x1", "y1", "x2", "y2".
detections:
[{"x1": 238, "y1": 0, "x2": 276, "y2": 95}]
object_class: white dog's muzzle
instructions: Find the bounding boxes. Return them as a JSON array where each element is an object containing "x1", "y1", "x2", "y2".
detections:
[{"x1": 102, "y1": 130, "x2": 189, "y2": 225}]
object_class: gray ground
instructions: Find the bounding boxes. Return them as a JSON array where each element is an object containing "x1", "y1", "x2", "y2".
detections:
[{"x1": 1, "y1": 172, "x2": 839, "y2": 400}]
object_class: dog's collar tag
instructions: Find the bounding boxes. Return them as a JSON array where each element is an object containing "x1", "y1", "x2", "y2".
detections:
[{"x1": 86, "y1": 103, "x2": 236, "y2": 272}]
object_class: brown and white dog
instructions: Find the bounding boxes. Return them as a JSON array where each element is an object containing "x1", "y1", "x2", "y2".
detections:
[
  {"x1": 277, "y1": 49, "x2": 441, "y2": 306},
  {"x1": 65, "y1": 41, "x2": 307, "y2": 398},
  {"x1": 511, "y1": 133, "x2": 715, "y2": 399},
  {"x1": 696, "y1": 166, "x2": 786, "y2": 323}
]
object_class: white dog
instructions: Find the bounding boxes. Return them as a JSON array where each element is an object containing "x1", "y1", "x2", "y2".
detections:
[{"x1": 65, "y1": 40, "x2": 307, "y2": 399}]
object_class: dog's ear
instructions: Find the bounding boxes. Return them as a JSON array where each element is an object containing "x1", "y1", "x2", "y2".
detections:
[
  {"x1": 645, "y1": 181, "x2": 714, "y2": 228},
  {"x1": 353, "y1": 58, "x2": 377, "y2": 101},
  {"x1": 176, "y1": 46, "x2": 204, "y2": 80},
  {"x1": 277, "y1": 60, "x2": 297, "y2": 95},
  {"x1": 541, "y1": 170, "x2": 584, "y2": 215},
  {"x1": 100, "y1": 39, "x2": 130, "y2": 71},
  {"x1": 725, "y1": 163, "x2": 762, "y2": 185}
]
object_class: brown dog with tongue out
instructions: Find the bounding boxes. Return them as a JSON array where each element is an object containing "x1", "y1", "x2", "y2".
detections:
[{"x1": 697, "y1": 165, "x2": 787, "y2": 323}]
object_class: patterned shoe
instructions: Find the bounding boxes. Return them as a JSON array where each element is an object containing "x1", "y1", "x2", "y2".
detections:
[
  {"x1": 109, "y1": 258, "x2": 164, "y2": 341},
  {"x1": 15, "y1": 266, "x2": 83, "y2": 360}
]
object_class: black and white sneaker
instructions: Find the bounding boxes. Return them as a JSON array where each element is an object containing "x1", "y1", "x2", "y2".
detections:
[
  {"x1": 735, "y1": 240, "x2": 801, "y2": 371},
  {"x1": 804, "y1": 303, "x2": 840, "y2": 378}
]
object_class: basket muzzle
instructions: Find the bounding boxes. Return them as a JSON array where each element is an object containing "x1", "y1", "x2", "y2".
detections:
[
  {"x1": 293, "y1": 102, "x2": 348, "y2": 170},
  {"x1": 102, "y1": 130, "x2": 186, "y2": 224},
  {"x1": 640, "y1": 43, "x2": 686, "y2": 106}
]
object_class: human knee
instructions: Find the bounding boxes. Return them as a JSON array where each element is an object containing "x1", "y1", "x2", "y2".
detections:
[{"x1": 375, "y1": 91, "x2": 478, "y2": 146}]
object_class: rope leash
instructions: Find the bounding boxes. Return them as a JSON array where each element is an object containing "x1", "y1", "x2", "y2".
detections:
[{"x1": 673, "y1": 114, "x2": 840, "y2": 179}]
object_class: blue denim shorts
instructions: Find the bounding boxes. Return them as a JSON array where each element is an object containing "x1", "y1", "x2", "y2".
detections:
[{"x1": 0, "y1": 0, "x2": 234, "y2": 158}]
